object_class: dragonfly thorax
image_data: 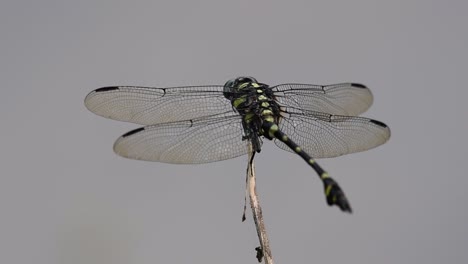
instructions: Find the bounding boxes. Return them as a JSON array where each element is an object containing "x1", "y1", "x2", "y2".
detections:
[{"x1": 223, "y1": 77, "x2": 282, "y2": 152}]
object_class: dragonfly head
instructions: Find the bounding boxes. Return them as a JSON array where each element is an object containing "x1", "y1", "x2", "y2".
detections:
[{"x1": 223, "y1": 77, "x2": 259, "y2": 99}]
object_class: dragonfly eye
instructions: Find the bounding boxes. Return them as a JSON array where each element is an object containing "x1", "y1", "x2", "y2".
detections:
[
  {"x1": 244, "y1": 76, "x2": 258, "y2": 83},
  {"x1": 236, "y1": 76, "x2": 258, "y2": 85},
  {"x1": 224, "y1": 77, "x2": 259, "y2": 90},
  {"x1": 224, "y1": 79, "x2": 236, "y2": 88},
  {"x1": 223, "y1": 78, "x2": 238, "y2": 98}
]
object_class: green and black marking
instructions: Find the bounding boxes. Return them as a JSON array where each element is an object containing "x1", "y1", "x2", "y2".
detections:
[
  {"x1": 224, "y1": 77, "x2": 351, "y2": 212},
  {"x1": 85, "y1": 76, "x2": 390, "y2": 213}
]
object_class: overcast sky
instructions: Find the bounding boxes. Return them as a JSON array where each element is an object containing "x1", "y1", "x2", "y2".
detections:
[{"x1": 1, "y1": 1, "x2": 468, "y2": 264}]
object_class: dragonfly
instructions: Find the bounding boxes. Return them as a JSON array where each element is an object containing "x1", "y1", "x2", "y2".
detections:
[{"x1": 84, "y1": 77, "x2": 390, "y2": 213}]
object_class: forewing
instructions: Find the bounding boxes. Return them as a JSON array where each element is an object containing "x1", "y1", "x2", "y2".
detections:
[
  {"x1": 272, "y1": 83, "x2": 373, "y2": 116},
  {"x1": 274, "y1": 110, "x2": 390, "y2": 158},
  {"x1": 84, "y1": 85, "x2": 231, "y2": 125},
  {"x1": 113, "y1": 115, "x2": 248, "y2": 164}
]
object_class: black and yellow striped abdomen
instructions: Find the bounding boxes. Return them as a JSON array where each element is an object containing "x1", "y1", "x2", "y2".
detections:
[{"x1": 262, "y1": 121, "x2": 352, "y2": 212}]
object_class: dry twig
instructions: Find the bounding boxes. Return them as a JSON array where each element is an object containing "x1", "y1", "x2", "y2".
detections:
[{"x1": 244, "y1": 145, "x2": 274, "y2": 264}]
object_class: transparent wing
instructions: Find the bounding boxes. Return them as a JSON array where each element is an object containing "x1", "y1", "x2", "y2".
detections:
[
  {"x1": 274, "y1": 110, "x2": 390, "y2": 158},
  {"x1": 272, "y1": 83, "x2": 373, "y2": 116},
  {"x1": 84, "y1": 85, "x2": 231, "y2": 125},
  {"x1": 113, "y1": 115, "x2": 249, "y2": 164}
]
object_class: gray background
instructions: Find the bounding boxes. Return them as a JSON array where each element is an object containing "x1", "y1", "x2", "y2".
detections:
[{"x1": 1, "y1": 0, "x2": 467, "y2": 263}]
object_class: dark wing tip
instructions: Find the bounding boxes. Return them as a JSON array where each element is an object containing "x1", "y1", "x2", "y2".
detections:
[
  {"x1": 350, "y1": 83, "x2": 367, "y2": 89},
  {"x1": 369, "y1": 119, "x2": 388, "y2": 128},
  {"x1": 95, "y1": 86, "x2": 120, "y2": 92},
  {"x1": 84, "y1": 86, "x2": 120, "y2": 108},
  {"x1": 121, "y1": 127, "x2": 145, "y2": 138}
]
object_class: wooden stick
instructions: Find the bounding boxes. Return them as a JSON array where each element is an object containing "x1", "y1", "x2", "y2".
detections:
[{"x1": 246, "y1": 146, "x2": 274, "y2": 264}]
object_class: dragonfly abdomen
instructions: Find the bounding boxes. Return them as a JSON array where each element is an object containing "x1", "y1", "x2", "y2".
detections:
[{"x1": 261, "y1": 121, "x2": 353, "y2": 212}]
